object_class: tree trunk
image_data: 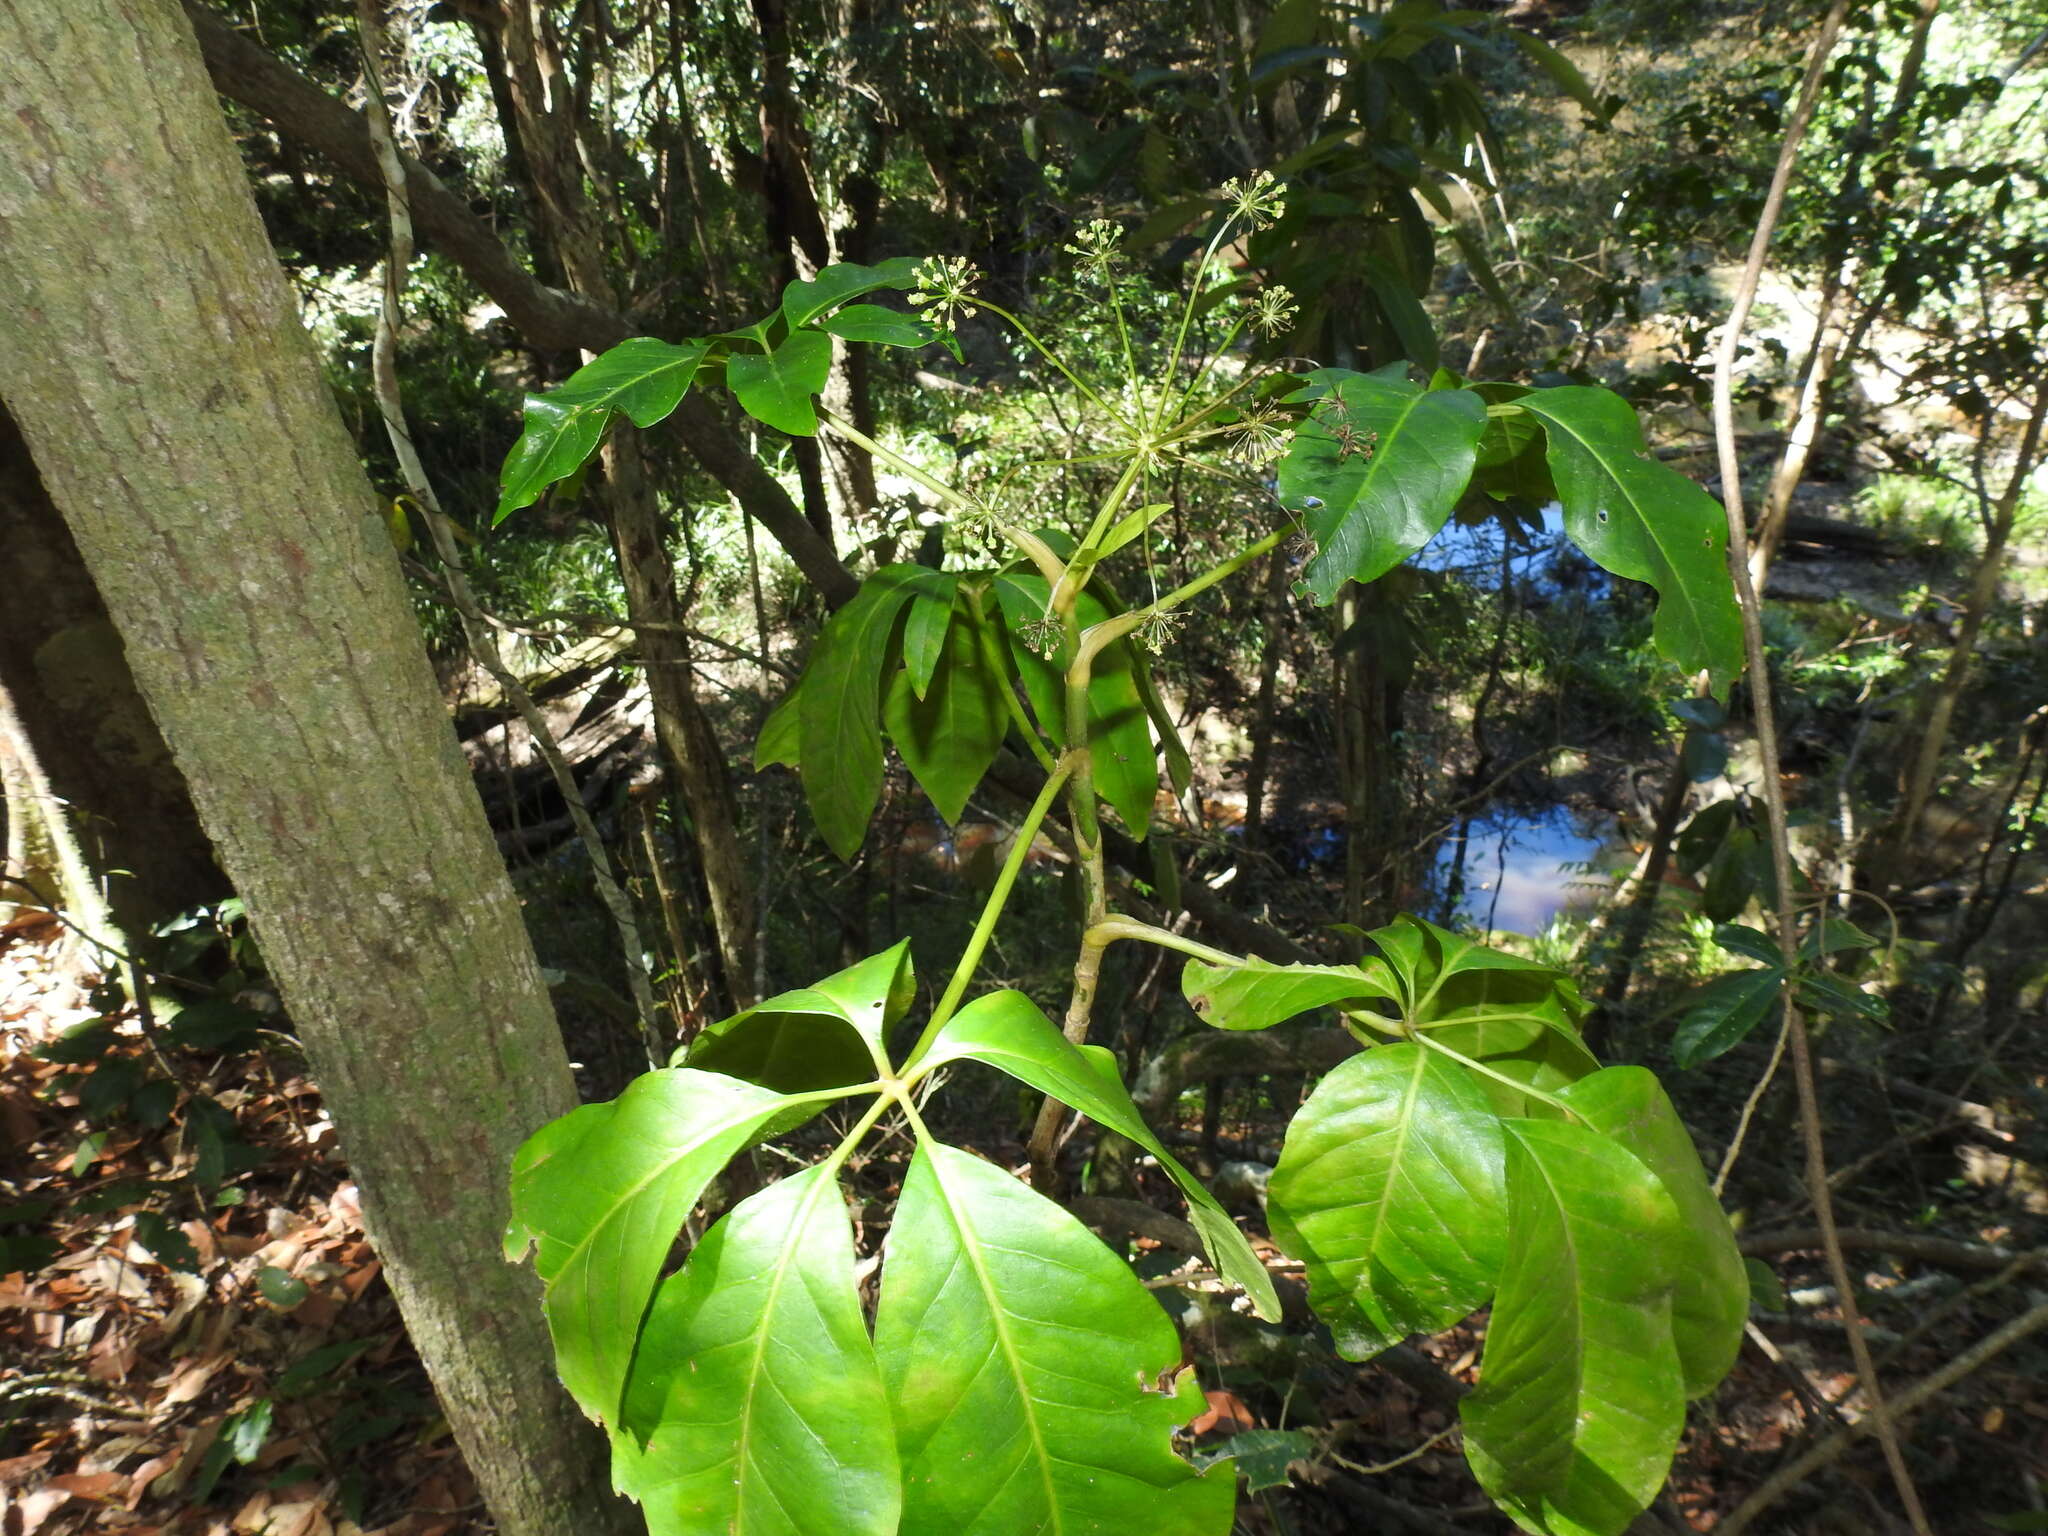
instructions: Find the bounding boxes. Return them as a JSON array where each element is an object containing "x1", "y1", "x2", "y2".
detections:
[
  {"x1": 0, "y1": 7, "x2": 632, "y2": 1533},
  {"x1": 1896, "y1": 387, "x2": 2048, "y2": 849},
  {"x1": 488, "y1": 0, "x2": 759, "y2": 1001},
  {"x1": 0, "y1": 401, "x2": 227, "y2": 934}
]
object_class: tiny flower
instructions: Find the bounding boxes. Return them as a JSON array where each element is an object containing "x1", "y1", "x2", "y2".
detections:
[
  {"x1": 1249, "y1": 283, "x2": 1298, "y2": 338},
  {"x1": 1062, "y1": 218, "x2": 1125, "y2": 279},
  {"x1": 1231, "y1": 405, "x2": 1291, "y2": 466},
  {"x1": 908, "y1": 255, "x2": 982, "y2": 330},
  {"x1": 1017, "y1": 614, "x2": 1064, "y2": 658},
  {"x1": 1134, "y1": 609, "x2": 1186, "y2": 654},
  {"x1": 1221, "y1": 169, "x2": 1286, "y2": 231}
]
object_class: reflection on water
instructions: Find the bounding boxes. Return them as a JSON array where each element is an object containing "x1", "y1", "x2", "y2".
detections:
[{"x1": 1434, "y1": 804, "x2": 1615, "y2": 936}]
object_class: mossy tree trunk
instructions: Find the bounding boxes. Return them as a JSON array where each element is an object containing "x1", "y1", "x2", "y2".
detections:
[{"x1": 0, "y1": 5, "x2": 633, "y2": 1533}]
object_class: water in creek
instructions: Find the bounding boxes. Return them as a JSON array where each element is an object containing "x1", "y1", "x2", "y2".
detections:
[{"x1": 1432, "y1": 803, "x2": 1618, "y2": 937}]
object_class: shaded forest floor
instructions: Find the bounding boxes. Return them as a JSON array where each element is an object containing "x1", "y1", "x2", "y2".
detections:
[{"x1": 4, "y1": 895, "x2": 2047, "y2": 1534}]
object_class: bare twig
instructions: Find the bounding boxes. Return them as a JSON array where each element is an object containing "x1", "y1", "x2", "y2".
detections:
[
  {"x1": 354, "y1": 0, "x2": 662, "y2": 1060},
  {"x1": 1709, "y1": 3, "x2": 1925, "y2": 1525},
  {"x1": 1719, "y1": 1297, "x2": 2048, "y2": 1535}
]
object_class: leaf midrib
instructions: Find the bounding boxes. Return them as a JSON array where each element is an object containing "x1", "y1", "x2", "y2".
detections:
[
  {"x1": 928, "y1": 1150, "x2": 1063, "y2": 1534},
  {"x1": 1526, "y1": 399, "x2": 1713, "y2": 647},
  {"x1": 733, "y1": 1168, "x2": 836, "y2": 1524}
]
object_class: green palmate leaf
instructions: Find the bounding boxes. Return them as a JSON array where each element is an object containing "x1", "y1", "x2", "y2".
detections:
[
  {"x1": 1180, "y1": 956, "x2": 1382, "y2": 1031},
  {"x1": 728, "y1": 330, "x2": 834, "y2": 436},
  {"x1": 875, "y1": 1141, "x2": 1236, "y2": 1536},
  {"x1": 818, "y1": 304, "x2": 940, "y2": 348},
  {"x1": 918, "y1": 989, "x2": 1281, "y2": 1320},
  {"x1": 1516, "y1": 388, "x2": 1744, "y2": 692},
  {"x1": 1671, "y1": 966, "x2": 1783, "y2": 1068},
  {"x1": 1277, "y1": 367, "x2": 1488, "y2": 603},
  {"x1": 496, "y1": 337, "x2": 713, "y2": 522},
  {"x1": 1557, "y1": 1068, "x2": 1746, "y2": 1400},
  {"x1": 797, "y1": 568, "x2": 925, "y2": 858},
  {"x1": 901, "y1": 588, "x2": 957, "y2": 700},
  {"x1": 684, "y1": 943, "x2": 910, "y2": 1091},
  {"x1": 1267, "y1": 1043, "x2": 1507, "y2": 1360},
  {"x1": 992, "y1": 575, "x2": 1159, "y2": 836},
  {"x1": 778, "y1": 256, "x2": 922, "y2": 330},
  {"x1": 1462, "y1": 1118, "x2": 1686, "y2": 1536},
  {"x1": 504, "y1": 1068, "x2": 809, "y2": 1427},
  {"x1": 883, "y1": 614, "x2": 1005, "y2": 824},
  {"x1": 1354, "y1": 915, "x2": 1590, "y2": 1056},
  {"x1": 614, "y1": 1164, "x2": 898, "y2": 1536}
]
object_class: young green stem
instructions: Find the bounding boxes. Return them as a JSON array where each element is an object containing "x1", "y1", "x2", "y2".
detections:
[
  {"x1": 1074, "y1": 525, "x2": 1290, "y2": 669},
  {"x1": 904, "y1": 757, "x2": 1076, "y2": 1069},
  {"x1": 1083, "y1": 916, "x2": 1244, "y2": 969},
  {"x1": 976, "y1": 301, "x2": 1130, "y2": 429},
  {"x1": 1414, "y1": 1033, "x2": 1578, "y2": 1118},
  {"x1": 816, "y1": 405, "x2": 973, "y2": 513}
]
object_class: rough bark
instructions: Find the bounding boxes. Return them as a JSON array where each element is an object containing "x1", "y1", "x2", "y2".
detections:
[
  {"x1": 0, "y1": 403, "x2": 228, "y2": 932},
  {"x1": 0, "y1": 6, "x2": 631, "y2": 1532}
]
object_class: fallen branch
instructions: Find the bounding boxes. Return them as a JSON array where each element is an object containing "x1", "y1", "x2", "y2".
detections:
[
  {"x1": 1718, "y1": 1297, "x2": 2048, "y2": 1536},
  {"x1": 1739, "y1": 1227, "x2": 2048, "y2": 1275}
]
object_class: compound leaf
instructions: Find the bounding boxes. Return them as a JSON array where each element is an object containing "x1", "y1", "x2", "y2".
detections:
[
  {"x1": 884, "y1": 614, "x2": 1005, "y2": 824},
  {"x1": 1558, "y1": 1069, "x2": 1745, "y2": 1400},
  {"x1": 901, "y1": 588, "x2": 957, "y2": 700},
  {"x1": 497, "y1": 337, "x2": 712, "y2": 522},
  {"x1": 875, "y1": 1142, "x2": 1236, "y2": 1536},
  {"x1": 1180, "y1": 956, "x2": 1384, "y2": 1031},
  {"x1": 1267, "y1": 1043, "x2": 1507, "y2": 1360},
  {"x1": 504, "y1": 1069, "x2": 808, "y2": 1428},
  {"x1": 1462, "y1": 1118, "x2": 1685, "y2": 1536},
  {"x1": 684, "y1": 943, "x2": 910, "y2": 1090},
  {"x1": 1277, "y1": 367, "x2": 1487, "y2": 603},
  {"x1": 992, "y1": 575, "x2": 1159, "y2": 837},
  {"x1": 728, "y1": 330, "x2": 833, "y2": 436},
  {"x1": 798, "y1": 569, "x2": 922, "y2": 858},
  {"x1": 1517, "y1": 388, "x2": 1743, "y2": 693},
  {"x1": 615, "y1": 1164, "x2": 898, "y2": 1536},
  {"x1": 917, "y1": 989, "x2": 1280, "y2": 1320},
  {"x1": 779, "y1": 257, "x2": 922, "y2": 331}
]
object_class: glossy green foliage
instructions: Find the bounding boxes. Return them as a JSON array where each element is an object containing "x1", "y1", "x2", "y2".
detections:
[
  {"x1": 496, "y1": 338, "x2": 711, "y2": 523},
  {"x1": 615, "y1": 1165, "x2": 898, "y2": 1536},
  {"x1": 503, "y1": 1068, "x2": 816, "y2": 1427},
  {"x1": 1515, "y1": 388, "x2": 1745, "y2": 692},
  {"x1": 1462, "y1": 1119, "x2": 1685, "y2": 1536},
  {"x1": 1268, "y1": 1044, "x2": 1506, "y2": 1359},
  {"x1": 1671, "y1": 919, "x2": 1884, "y2": 1067},
  {"x1": 1182, "y1": 916, "x2": 1746, "y2": 1534},
  {"x1": 493, "y1": 261, "x2": 924, "y2": 524},
  {"x1": 877, "y1": 1144, "x2": 1234, "y2": 1535},
  {"x1": 918, "y1": 989, "x2": 1280, "y2": 1320},
  {"x1": 509, "y1": 948, "x2": 1250, "y2": 1536},
  {"x1": 1277, "y1": 365, "x2": 1488, "y2": 602},
  {"x1": 759, "y1": 563, "x2": 1179, "y2": 857},
  {"x1": 1266, "y1": 374, "x2": 1742, "y2": 692},
  {"x1": 1559, "y1": 1070, "x2": 1746, "y2": 1398},
  {"x1": 992, "y1": 573, "x2": 1160, "y2": 834}
]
